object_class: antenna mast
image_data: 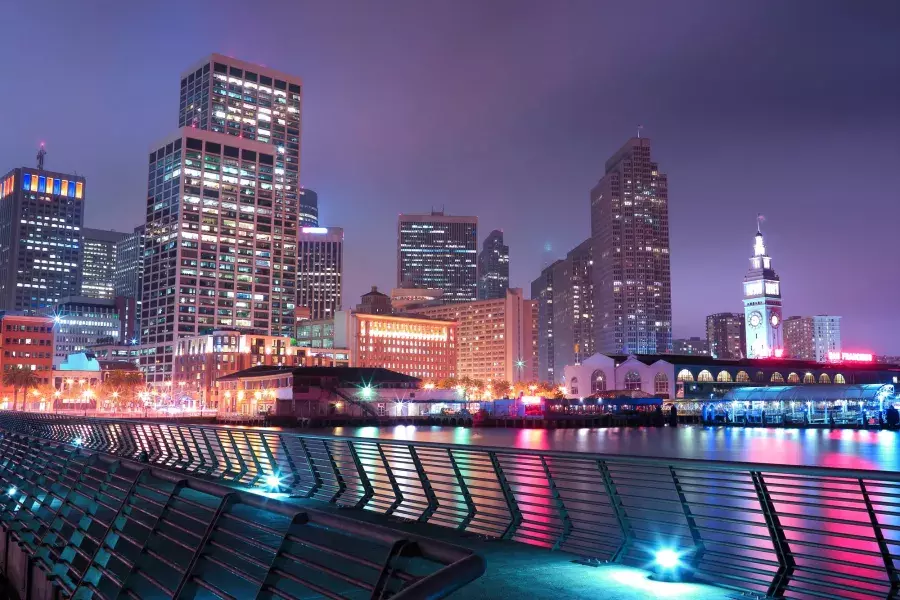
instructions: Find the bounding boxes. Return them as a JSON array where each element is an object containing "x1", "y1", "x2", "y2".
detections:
[{"x1": 36, "y1": 143, "x2": 46, "y2": 171}]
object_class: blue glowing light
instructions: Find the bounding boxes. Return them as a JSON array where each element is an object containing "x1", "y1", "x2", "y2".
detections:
[
  {"x1": 72, "y1": 437, "x2": 83, "y2": 446},
  {"x1": 265, "y1": 474, "x2": 282, "y2": 490},
  {"x1": 655, "y1": 548, "x2": 680, "y2": 569},
  {"x1": 7, "y1": 486, "x2": 16, "y2": 496}
]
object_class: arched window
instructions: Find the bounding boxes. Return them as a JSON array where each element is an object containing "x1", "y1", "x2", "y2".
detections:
[
  {"x1": 819, "y1": 373, "x2": 831, "y2": 384},
  {"x1": 771, "y1": 372, "x2": 784, "y2": 383},
  {"x1": 570, "y1": 377, "x2": 579, "y2": 395},
  {"x1": 591, "y1": 370, "x2": 607, "y2": 394},
  {"x1": 697, "y1": 370, "x2": 714, "y2": 382},
  {"x1": 654, "y1": 373, "x2": 669, "y2": 395},
  {"x1": 756, "y1": 371, "x2": 766, "y2": 382},
  {"x1": 717, "y1": 371, "x2": 733, "y2": 382},
  {"x1": 803, "y1": 373, "x2": 815, "y2": 384},
  {"x1": 736, "y1": 371, "x2": 750, "y2": 382},
  {"x1": 787, "y1": 373, "x2": 800, "y2": 384},
  {"x1": 835, "y1": 374, "x2": 846, "y2": 384},
  {"x1": 624, "y1": 371, "x2": 642, "y2": 391},
  {"x1": 676, "y1": 369, "x2": 694, "y2": 382}
]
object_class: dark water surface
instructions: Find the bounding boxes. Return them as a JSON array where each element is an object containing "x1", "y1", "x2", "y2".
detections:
[{"x1": 309, "y1": 424, "x2": 900, "y2": 471}]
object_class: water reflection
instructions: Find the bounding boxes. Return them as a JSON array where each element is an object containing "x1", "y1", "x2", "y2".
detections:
[{"x1": 309, "y1": 424, "x2": 900, "y2": 471}]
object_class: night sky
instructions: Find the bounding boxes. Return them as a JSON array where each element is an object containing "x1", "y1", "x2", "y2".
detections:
[{"x1": 2, "y1": 1, "x2": 898, "y2": 352}]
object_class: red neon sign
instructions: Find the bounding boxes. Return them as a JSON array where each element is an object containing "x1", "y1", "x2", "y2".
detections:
[{"x1": 828, "y1": 352, "x2": 873, "y2": 363}]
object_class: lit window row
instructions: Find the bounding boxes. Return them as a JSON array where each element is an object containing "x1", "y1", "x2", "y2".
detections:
[{"x1": 22, "y1": 173, "x2": 83, "y2": 199}]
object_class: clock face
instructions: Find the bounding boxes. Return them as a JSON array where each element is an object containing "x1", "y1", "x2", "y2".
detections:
[
  {"x1": 770, "y1": 314, "x2": 780, "y2": 328},
  {"x1": 749, "y1": 311, "x2": 762, "y2": 328}
]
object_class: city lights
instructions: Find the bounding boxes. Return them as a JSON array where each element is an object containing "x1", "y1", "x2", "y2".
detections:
[
  {"x1": 265, "y1": 474, "x2": 282, "y2": 490},
  {"x1": 655, "y1": 548, "x2": 680, "y2": 569},
  {"x1": 828, "y1": 352, "x2": 874, "y2": 363},
  {"x1": 7, "y1": 486, "x2": 16, "y2": 496}
]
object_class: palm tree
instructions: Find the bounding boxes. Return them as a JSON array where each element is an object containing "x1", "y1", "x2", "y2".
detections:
[
  {"x1": 3, "y1": 366, "x2": 40, "y2": 411},
  {"x1": 102, "y1": 370, "x2": 144, "y2": 409}
]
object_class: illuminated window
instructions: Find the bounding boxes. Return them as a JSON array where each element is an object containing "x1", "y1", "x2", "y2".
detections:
[
  {"x1": 570, "y1": 377, "x2": 579, "y2": 395},
  {"x1": 819, "y1": 373, "x2": 831, "y2": 384},
  {"x1": 834, "y1": 374, "x2": 845, "y2": 384},
  {"x1": 803, "y1": 373, "x2": 815, "y2": 384},
  {"x1": 787, "y1": 373, "x2": 800, "y2": 384},
  {"x1": 676, "y1": 369, "x2": 693, "y2": 383},
  {"x1": 624, "y1": 371, "x2": 641, "y2": 391},
  {"x1": 591, "y1": 370, "x2": 606, "y2": 393},
  {"x1": 770, "y1": 372, "x2": 784, "y2": 383},
  {"x1": 736, "y1": 371, "x2": 750, "y2": 382},
  {"x1": 654, "y1": 372, "x2": 668, "y2": 394},
  {"x1": 716, "y1": 371, "x2": 732, "y2": 383},
  {"x1": 697, "y1": 370, "x2": 713, "y2": 382},
  {"x1": 75, "y1": 181, "x2": 83, "y2": 199}
]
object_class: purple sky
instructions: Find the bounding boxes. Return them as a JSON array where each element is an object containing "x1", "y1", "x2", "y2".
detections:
[{"x1": 3, "y1": 2, "x2": 899, "y2": 352}]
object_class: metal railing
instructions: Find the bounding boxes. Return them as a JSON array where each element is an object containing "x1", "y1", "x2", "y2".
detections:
[
  {"x1": 2, "y1": 411, "x2": 899, "y2": 599},
  {"x1": 0, "y1": 428, "x2": 484, "y2": 599}
]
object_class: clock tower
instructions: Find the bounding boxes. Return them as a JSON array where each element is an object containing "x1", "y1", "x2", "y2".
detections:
[{"x1": 743, "y1": 220, "x2": 782, "y2": 358}]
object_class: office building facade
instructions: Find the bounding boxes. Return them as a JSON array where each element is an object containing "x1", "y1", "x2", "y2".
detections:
[
  {"x1": 0, "y1": 314, "x2": 54, "y2": 397},
  {"x1": 356, "y1": 286, "x2": 392, "y2": 315},
  {"x1": 397, "y1": 212, "x2": 477, "y2": 303},
  {"x1": 114, "y1": 225, "x2": 145, "y2": 301},
  {"x1": 784, "y1": 315, "x2": 841, "y2": 363},
  {"x1": 0, "y1": 167, "x2": 84, "y2": 314},
  {"x1": 590, "y1": 137, "x2": 671, "y2": 354},
  {"x1": 477, "y1": 229, "x2": 509, "y2": 300},
  {"x1": 81, "y1": 228, "x2": 127, "y2": 300},
  {"x1": 299, "y1": 188, "x2": 318, "y2": 228},
  {"x1": 706, "y1": 312, "x2": 746, "y2": 359},
  {"x1": 297, "y1": 226, "x2": 343, "y2": 320},
  {"x1": 672, "y1": 337, "x2": 710, "y2": 356},
  {"x1": 531, "y1": 263, "x2": 557, "y2": 383},
  {"x1": 53, "y1": 297, "x2": 122, "y2": 366}
]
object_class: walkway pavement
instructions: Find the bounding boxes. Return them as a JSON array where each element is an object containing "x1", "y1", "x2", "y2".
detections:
[{"x1": 287, "y1": 497, "x2": 734, "y2": 600}]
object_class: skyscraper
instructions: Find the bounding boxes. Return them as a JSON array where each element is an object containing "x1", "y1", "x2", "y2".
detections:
[
  {"x1": 397, "y1": 211, "x2": 477, "y2": 303},
  {"x1": 531, "y1": 263, "x2": 556, "y2": 383},
  {"x1": 590, "y1": 137, "x2": 671, "y2": 355},
  {"x1": 706, "y1": 312, "x2": 746, "y2": 359},
  {"x1": 81, "y1": 228, "x2": 126, "y2": 300},
  {"x1": 477, "y1": 229, "x2": 509, "y2": 300},
  {"x1": 0, "y1": 165, "x2": 84, "y2": 314},
  {"x1": 114, "y1": 225, "x2": 145, "y2": 343},
  {"x1": 297, "y1": 226, "x2": 343, "y2": 320},
  {"x1": 743, "y1": 223, "x2": 783, "y2": 358},
  {"x1": 299, "y1": 188, "x2": 318, "y2": 228},
  {"x1": 784, "y1": 315, "x2": 841, "y2": 362},
  {"x1": 52, "y1": 296, "x2": 122, "y2": 366},
  {"x1": 178, "y1": 54, "x2": 301, "y2": 336}
]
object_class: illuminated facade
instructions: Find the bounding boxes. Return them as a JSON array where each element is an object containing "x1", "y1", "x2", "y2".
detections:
[
  {"x1": 477, "y1": 229, "x2": 509, "y2": 300},
  {"x1": 52, "y1": 297, "x2": 122, "y2": 366},
  {"x1": 297, "y1": 226, "x2": 342, "y2": 320},
  {"x1": 409, "y1": 288, "x2": 536, "y2": 384},
  {"x1": 743, "y1": 224, "x2": 783, "y2": 358},
  {"x1": 0, "y1": 167, "x2": 84, "y2": 314},
  {"x1": 299, "y1": 188, "x2": 318, "y2": 228},
  {"x1": 673, "y1": 337, "x2": 710, "y2": 356},
  {"x1": 114, "y1": 225, "x2": 145, "y2": 342},
  {"x1": 350, "y1": 312, "x2": 457, "y2": 380},
  {"x1": 0, "y1": 314, "x2": 54, "y2": 395},
  {"x1": 81, "y1": 228, "x2": 127, "y2": 300},
  {"x1": 590, "y1": 137, "x2": 672, "y2": 355},
  {"x1": 178, "y1": 54, "x2": 301, "y2": 337},
  {"x1": 530, "y1": 262, "x2": 556, "y2": 382},
  {"x1": 397, "y1": 211, "x2": 477, "y2": 303},
  {"x1": 784, "y1": 315, "x2": 841, "y2": 363},
  {"x1": 706, "y1": 312, "x2": 746, "y2": 359}
]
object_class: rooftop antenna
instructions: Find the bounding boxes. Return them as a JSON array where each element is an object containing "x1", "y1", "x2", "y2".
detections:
[
  {"x1": 637, "y1": 124, "x2": 644, "y2": 139},
  {"x1": 36, "y1": 143, "x2": 46, "y2": 171},
  {"x1": 757, "y1": 213, "x2": 764, "y2": 234}
]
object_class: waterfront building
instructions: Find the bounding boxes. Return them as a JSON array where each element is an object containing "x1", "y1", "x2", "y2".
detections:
[
  {"x1": 52, "y1": 297, "x2": 122, "y2": 366},
  {"x1": 706, "y1": 312, "x2": 746, "y2": 359},
  {"x1": 590, "y1": 137, "x2": 672, "y2": 354},
  {"x1": 0, "y1": 164, "x2": 84, "y2": 314},
  {"x1": 390, "y1": 288, "x2": 444, "y2": 312},
  {"x1": 356, "y1": 286, "x2": 392, "y2": 315},
  {"x1": 80, "y1": 228, "x2": 127, "y2": 300},
  {"x1": 743, "y1": 223, "x2": 783, "y2": 358},
  {"x1": 784, "y1": 315, "x2": 841, "y2": 362},
  {"x1": 477, "y1": 229, "x2": 509, "y2": 300},
  {"x1": 0, "y1": 313, "x2": 54, "y2": 398},
  {"x1": 672, "y1": 337, "x2": 710, "y2": 356},
  {"x1": 299, "y1": 188, "x2": 318, "y2": 228},
  {"x1": 408, "y1": 288, "x2": 536, "y2": 384},
  {"x1": 397, "y1": 211, "x2": 477, "y2": 303},
  {"x1": 297, "y1": 226, "x2": 343, "y2": 320}
]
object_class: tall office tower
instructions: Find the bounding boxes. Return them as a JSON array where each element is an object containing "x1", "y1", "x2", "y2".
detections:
[
  {"x1": 706, "y1": 312, "x2": 746, "y2": 359},
  {"x1": 397, "y1": 211, "x2": 477, "y2": 303},
  {"x1": 178, "y1": 54, "x2": 301, "y2": 336},
  {"x1": 477, "y1": 229, "x2": 509, "y2": 300},
  {"x1": 141, "y1": 130, "x2": 287, "y2": 383},
  {"x1": 551, "y1": 238, "x2": 595, "y2": 380},
  {"x1": 743, "y1": 223, "x2": 783, "y2": 358},
  {"x1": 114, "y1": 225, "x2": 145, "y2": 343},
  {"x1": 297, "y1": 226, "x2": 343, "y2": 320},
  {"x1": 0, "y1": 165, "x2": 84, "y2": 314},
  {"x1": 531, "y1": 263, "x2": 556, "y2": 383},
  {"x1": 590, "y1": 137, "x2": 671, "y2": 354},
  {"x1": 784, "y1": 315, "x2": 841, "y2": 362},
  {"x1": 81, "y1": 228, "x2": 126, "y2": 299},
  {"x1": 299, "y1": 188, "x2": 318, "y2": 228}
]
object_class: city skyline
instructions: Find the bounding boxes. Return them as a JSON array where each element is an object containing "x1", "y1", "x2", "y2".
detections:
[{"x1": 1, "y1": 2, "x2": 897, "y2": 352}]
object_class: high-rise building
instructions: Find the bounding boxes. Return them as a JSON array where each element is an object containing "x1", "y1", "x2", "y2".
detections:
[
  {"x1": 356, "y1": 286, "x2": 392, "y2": 315},
  {"x1": 0, "y1": 314, "x2": 54, "y2": 398},
  {"x1": 784, "y1": 315, "x2": 841, "y2": 363},
  {"x1": 590, "y1": 137, "x2": 671, "y2": 355},
  {"x1": 672, "y1": 337, "x2": 710, "y2": 356},
  {"x1": 114, "y1": 225, "x2": 145, "y2": 343},
  {"x1": 52, "y1": 296, "x2": 122, "y2": 366},
  {"x1": 477, "y1": 229, "x2": 509, "y2": 300},
  {"x1": 297, "y1": 226, "x2": 343, "y2": 320},
  {"x1": 81, "y1": 228, "x2": 127, "y2": 300},
  {"x1": 706, "y1": 313, "x2": 746, "y2": 359},
  {"x1": 299, "y1": 188, "x2": 318, "y2": 228},
  {"x1": 409, "y1": 288, "x2": 536, "y2": 384},
  {"x1": 397, "y1": 211, "x2": 477, "y2": 303},
  {"x1": 178, "y1": 54, "x2": 301, "y2": 337},
  {"x1": 531, "y1": 262, "x2": 557, "y2": 383},
  {"x1": 0, "y1": 166, "x2": 84, "y2": 314},
  {"x1": 743, "y1": 223, "x2": 783, "y2": 358}
]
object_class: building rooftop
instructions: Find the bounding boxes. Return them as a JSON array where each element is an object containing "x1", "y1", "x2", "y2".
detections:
[
  {"x1": 218, "y1": 365, "x2": 421, "y2": 385},
  {"x1": 606, "y1": 353, "x2": 899, "y2": 372}
]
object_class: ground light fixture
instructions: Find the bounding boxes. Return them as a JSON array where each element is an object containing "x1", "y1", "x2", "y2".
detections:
[
  {"x1": 265, "y1": 474, "x2": 282, "y2": 490},
  {"x1": 72, "y1": 437, "x2": 83, "y2": 446},
  {"x1": 7, "y1": 486, "x2": 16, "y2": 496},
  {"x1": 653, "y1": 548, "x2": 684, "y2": 582}
]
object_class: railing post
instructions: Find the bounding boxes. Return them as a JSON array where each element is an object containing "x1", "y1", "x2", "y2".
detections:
[
  {"x1": 447, "y1": 449, "x2": 476, "y2": 530},
  {"x1": 669, "y1": 466, "x2": 705, "y2": 567},
  {"x1": 598, "y1": 459, "x2": 632, "y2": 562},
  {"x1": 541, "y1": 456, "x2": 572, "y2": 549},
  {"x1": 489, "y1": 451, "x2": 521, "y2": 539},
  {"x1": 860, "y1": 478, "x2": 899, "y2": 599},
  {"x1": 298, "y1": 437, "x2": 322, "y2": 498},
  {"x1": 346, "y1": 440, "x2": 374, "y2": 509},
  {"x1": 409, "y1": 446, "x2": 439, "y2": 522},
  {"x1": 322, "y1": 440, "x2": 347, "y2": 503},
  {"x1": 377, "y1": 443, "x2": 404, "y2": 515},
  {"x1": 751, "y1": 471, "x2": 795, "y2": 598}
]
